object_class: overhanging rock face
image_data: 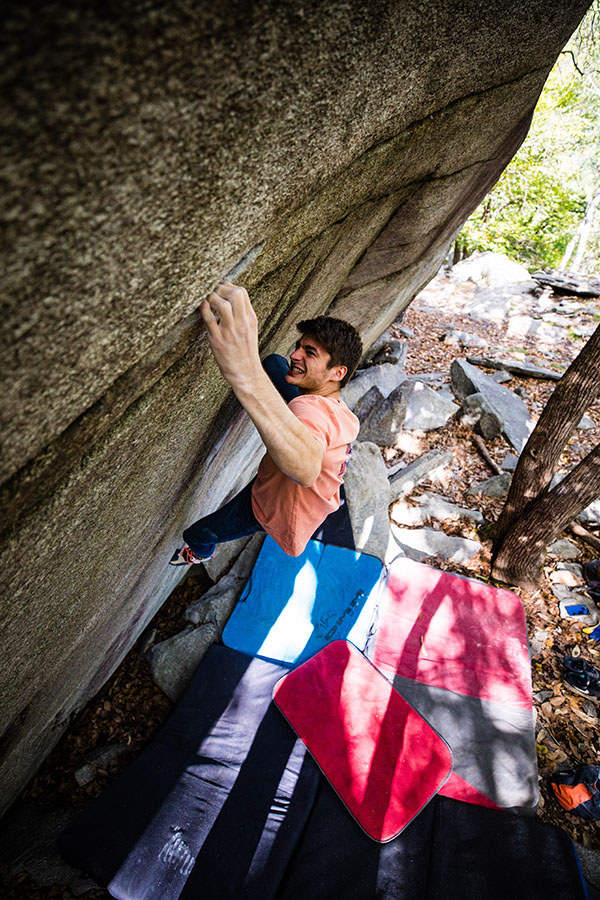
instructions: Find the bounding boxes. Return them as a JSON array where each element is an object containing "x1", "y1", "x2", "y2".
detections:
[{"x1": 0, "y1": 0, "x2": 590, "y2": 816}]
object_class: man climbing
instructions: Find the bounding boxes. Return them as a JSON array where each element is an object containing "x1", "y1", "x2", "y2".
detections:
[{"x1": 169, "y1": 280, "x2": 363, "y2": 565}]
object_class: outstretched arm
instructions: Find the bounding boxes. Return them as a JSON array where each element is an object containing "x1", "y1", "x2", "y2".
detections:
[{"x1": 200, "y1": 281, "x2": 324, "y2": 487}]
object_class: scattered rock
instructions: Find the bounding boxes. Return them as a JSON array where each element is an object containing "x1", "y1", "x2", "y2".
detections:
[
  {"x1": 74, "y1": 764, "x2": 96, "y2": 787},
  {"x1": 203, "y1": 533, "x2": 253, "y2": 582},
  {"x1": 390, "y1": 524, "x2": 482, "y2": 564},
  {"x1": 147, "y1": 623, "x2": 219, "y2": 701},
  {"x1": 532, "y1": 271, "x2": 600, "y2": 299},
  {"x1": 581, "y1": 701, "x2": 598, "y2": 722},
  {"x1": 186, "y1": 532, "x2": 265, "y2": 630},
  {"x1": 405, "y1": 372, "x2": 447, "y2": 383},
  {"x1": 491, "y1": 370, "x2": 513, "y2": 384},
  {"x1": 359, "y1": 328, "x2": 394, "y2": 366},
  {"x1": 533, "y1": 688, "x2": 553, "y2": 702},
  {"x1": 501, "y1": 452, "x2": 520, "y2": 471},
  {"x1": 390, "y1": 495, "x2": 483, "y2": 527},
  {"x1": 440, "y1": 326, "x2": 488, "y2": 348},
  {"x1": 547, "y1": 539, "x2": 581, "y2": 560},
  {"x1": 395, "y1": 325, "x2": 415, "y2": 339},
  {"x1": 450, "y1": 251, "x2": 533, "y2": 287},
  {"x1": 397, "y1": 380, "x2": 459, "y2": 432},
  {"x1": 450, "y1": 359, "x2": 535, "y2": 453},
  {"x1": 389, "y1": 450, "x2": 454, "y2": 501},
  {"x1": 556, "y1": 562, "x2": 584, "y2": 577},
  {"x1": 343, "y1": 440, "x2": 391, "y2": 561},
  {"x1": 342, "y1": 361, "x2": 407, "y2": 410},
  {"x1": 389, "y1": 500, "x2": 428, "y2": 526},
  {"x1": 353, "y1": 384, "x2": 407, "y2": 445},
  {"x1": 459, "y1": 392, "x2": 503, "y2": 440},
  {"x1": 577, "y1": 414, "x2": 597, "y2": 430},
  {"x1": 466, "y1": 473, "x2": 511, "y2": 498},
  {"x1": 466, "y1": 356, "x2": 562, "y2": 381},
  {"x1": 578, "y1": 496, "x2": 600, "y2": 529},
  {"x1": 556, "y1": 593, "x2": 599, "y2": 626},
  {"x1": 549, "y1": 566, "x2": 583, "y2": 587},
  {"x1": 361, "y1": 336, "x2": 408, "y2": 368},
  {"x1": 469, "y1": 283, "x2": 535, "y2": 323}
]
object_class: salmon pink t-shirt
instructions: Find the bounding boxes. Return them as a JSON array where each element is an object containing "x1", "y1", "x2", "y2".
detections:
[{"x1": 251, "y1": 394, "x2": 360, "y2": 557}]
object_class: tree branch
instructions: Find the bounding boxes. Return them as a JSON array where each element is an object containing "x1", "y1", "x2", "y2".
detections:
[
  {"x1": 560, "y1": 49, "x2": 585, "y2": 76},
  {"x1": 472, "y1": 435, "x2": 503, "y2": 475}
]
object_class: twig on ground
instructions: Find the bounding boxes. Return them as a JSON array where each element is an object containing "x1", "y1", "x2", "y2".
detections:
[{"x1": 471, "y1": 434, "x2": 503, "y2": 475}]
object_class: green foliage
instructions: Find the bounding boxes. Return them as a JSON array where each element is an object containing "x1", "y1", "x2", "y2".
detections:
[{"x1": 458, "y1": 3, "x2": 600, "y2": 273}]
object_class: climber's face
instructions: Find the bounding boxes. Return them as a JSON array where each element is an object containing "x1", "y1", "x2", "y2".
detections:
[{"x1": 286, "y1": 335, "x2": 346, "y2": 396}]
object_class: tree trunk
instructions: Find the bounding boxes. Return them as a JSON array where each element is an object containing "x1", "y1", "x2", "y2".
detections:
[
  {"x1": 558, "y1": 227, "x2": 580, "y2": 272},
  {"x1": 493, "y1": 323, "x2": 600, "y2": 554},
  {"x1": 492, "y1": 444, "x2": 600, "y2": 589},
  {"x1": 572, "y1": 185, "x2": 600, "y2": 271}
]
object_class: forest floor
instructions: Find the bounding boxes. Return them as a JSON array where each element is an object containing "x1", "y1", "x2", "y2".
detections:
[{"x1": 4, "y1": 274, "x2": 600, "y2": 899}]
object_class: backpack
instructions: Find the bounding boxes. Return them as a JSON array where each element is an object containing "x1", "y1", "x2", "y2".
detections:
[{"x1": 550, "y1": 765, "x2": 600, "y2": 820}]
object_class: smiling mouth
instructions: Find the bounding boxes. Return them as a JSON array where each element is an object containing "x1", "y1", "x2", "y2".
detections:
[{"x1": 289, "y1": 365, "x2": 305, "y2": 375}]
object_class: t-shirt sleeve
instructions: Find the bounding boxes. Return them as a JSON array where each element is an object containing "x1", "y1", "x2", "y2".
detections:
[{"x1": 288, "y1": 396, "x2": 332, "y2": 452}]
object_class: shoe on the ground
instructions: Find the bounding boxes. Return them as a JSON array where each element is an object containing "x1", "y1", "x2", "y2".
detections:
[
  {"x1": 169, "y1": 545, "x2": 213, "y2": 566},
  {"x1": 560, "y1": 656, "x2": 600, "y2": 682},
  {"x1": 563, "y1": 672, "x2": 600, "y2": 701}
]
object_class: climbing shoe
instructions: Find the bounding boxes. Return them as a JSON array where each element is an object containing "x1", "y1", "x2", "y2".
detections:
[
  {"x1": 563, "y1": 672, "x2": 600, "y2": 701},
  {"x1": 560, "y1": 656, "x2": 600, "y2": 682},
  {"x1": 169, "y1": 545, "x2": 213, "y2": 566}
]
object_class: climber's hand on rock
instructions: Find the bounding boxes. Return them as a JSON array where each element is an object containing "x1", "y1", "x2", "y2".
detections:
[{"x1": 201, "y1": 281, "x2": 263, "y2": 390}]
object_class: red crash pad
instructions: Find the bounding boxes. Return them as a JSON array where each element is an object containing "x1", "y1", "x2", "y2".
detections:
[
  {"x1": 371, "y1": 558, "x2": 532, "y2": 709},
  {"x1": 273, "y1": 640, "x2": 453, "y2": 842}
]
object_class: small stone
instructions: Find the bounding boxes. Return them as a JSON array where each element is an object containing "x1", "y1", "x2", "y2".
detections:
[
  {"x1": 576, "y1": 414, "x2": 596, "y2": 430},
  {"x1": 491, "y1": 370, "x2": 513, "y2": 384},
  {"x1": 390, "y1": 525, "x2": 482, "y2": 564},
  {"x1": 530, "y1": 631, "x2": 549, "y2": 657},
  {"x1": 547, "y1": 539, "x2": 580, "y2": 560},
  {"x1": 533, "y1": 689, "x2": 553, "y2": 703},
  {"x1": 549, "y1": 569, "x2": 582, "y2": 587},
  {"x1": 389, "y1": 450, "x2": 454, "y2": 500},
  {"x1": 581, "y1": 701, "x2": 598, "y2": 721},
  {"x1": 147, "y1": 623, "x2": 219, "y2": 701},
  {"x1": 501, "y1": 453, "x2": 519, "y2": 471},
  {"x1": 85, "y1": 743, "x2": 129, "y2": 768},
  {"x1": 466, "y1": 473, "x2": 511, "y2": 498},
  {"x1": 556, "y1": 562, "x2": 583, "y2": 576},
  {"x1": 74, "y1": 764, "x2": 96, "y2": 787}
]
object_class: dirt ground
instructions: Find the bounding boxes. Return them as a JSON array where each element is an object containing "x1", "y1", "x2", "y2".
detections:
[{"x1": 4, "y1": 276, "x2": 600, "y2": 899}]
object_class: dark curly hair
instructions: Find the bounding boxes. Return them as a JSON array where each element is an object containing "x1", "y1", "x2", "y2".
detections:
[{"x1": 297, "y1": 316, "x2": 363, "y2": 388}]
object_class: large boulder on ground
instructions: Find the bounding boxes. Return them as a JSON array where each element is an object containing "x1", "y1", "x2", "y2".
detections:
[
  {"x1": 0, "y1": 0, "x2": 590, "y2": 817},
  {"x1": 389, "y1": 450, "x2": 454, "y2": 501},
  {"x1": 344, "y1": 441, "x2": 391, "y2": 561},
  {"x1": 451, "y1": 359, "x2": 535, "y2": 452},
  {"x1": 342, "y1": 362, "x2": 408, "y2": 411},
  {"x1": 398, "y1": 381, "x2": 459, "y2": 431},
  {"x1": 450, "y1": 251, "x2": 534, "y2": 287}
]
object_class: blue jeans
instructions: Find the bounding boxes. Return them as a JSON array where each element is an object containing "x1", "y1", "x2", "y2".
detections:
[{"x1": 182, "y1": 355, "x2": 298, "y2": 558}]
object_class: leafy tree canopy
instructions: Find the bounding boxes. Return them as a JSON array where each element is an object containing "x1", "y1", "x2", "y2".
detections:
[{"x1": 457, "y1": 2, "x2": 600, "y2": 273}]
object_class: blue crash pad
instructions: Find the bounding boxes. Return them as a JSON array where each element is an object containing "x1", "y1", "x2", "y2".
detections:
[{"x1": 222, "y1": 537, "x2": 383, "y2": 667}]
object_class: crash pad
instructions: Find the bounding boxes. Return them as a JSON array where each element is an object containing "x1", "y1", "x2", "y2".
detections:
[
  {"x1": 223, "y1": 537, "x2": 383, "y2": 667},
  {"x1": 274, "y1": 782, "x2": 588, "y2": 900},
  {"x1": 371, "y1": 556, "x2": 532, "y2": 707},
  {"x1": 273, "y1": 640, "x2": 452, "y2": 841},
  {"x1": 367, "y1": 558, "x2": 537, "y2": 811},
  {"x1": 59, "y1": 645, "x2": 319, "y2": 900}
]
